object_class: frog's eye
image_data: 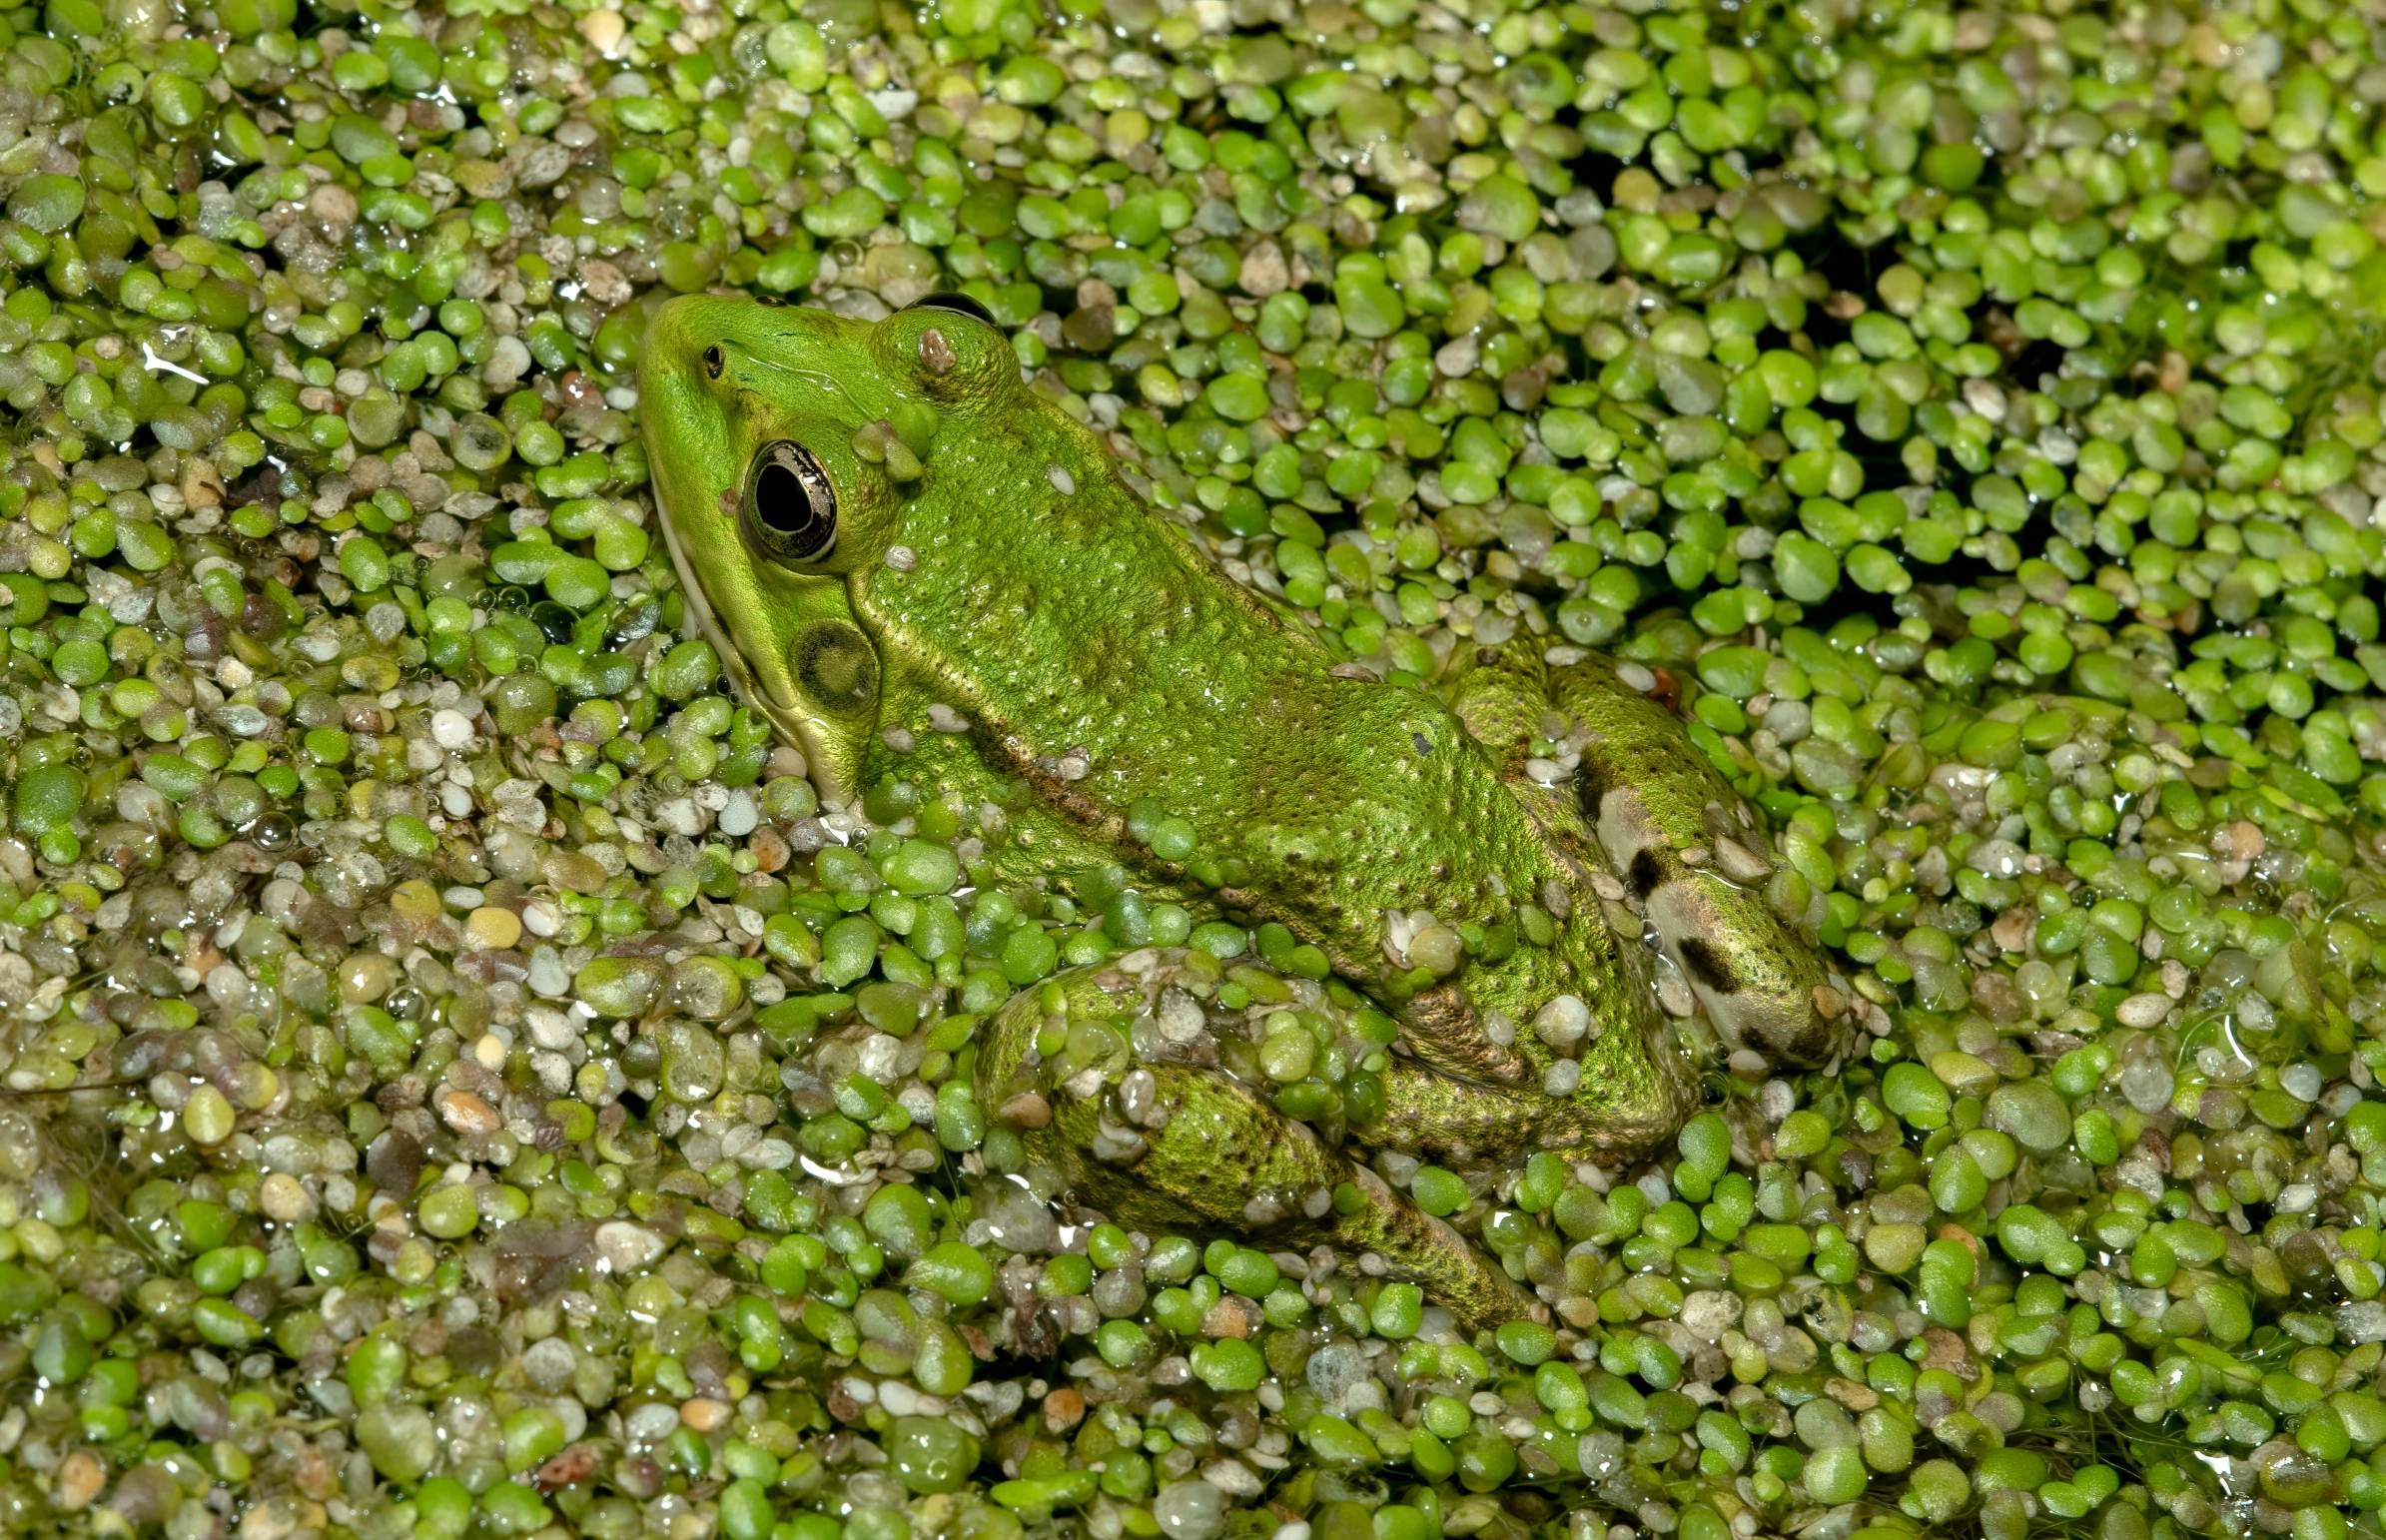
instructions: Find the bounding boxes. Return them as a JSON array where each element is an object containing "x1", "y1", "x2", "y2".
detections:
[
  {"x1": 743, "y1": 440, "x2": 838, "y2": 564},
  {"x1": 702, "y1": 346, "x2": 725, "y2": 380},
  {"x1": 904, "y1": 292, "x2": 996, "y2": 327}
]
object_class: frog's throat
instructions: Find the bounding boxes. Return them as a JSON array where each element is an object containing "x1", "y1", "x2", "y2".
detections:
[{"x1": 653, "y1": 494, "x2": 859, "y2": 808}]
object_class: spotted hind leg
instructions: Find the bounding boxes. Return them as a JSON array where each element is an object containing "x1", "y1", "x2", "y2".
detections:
[{"x1": 1546, "y1": 654, "x2": 1844, "y2": 1071}]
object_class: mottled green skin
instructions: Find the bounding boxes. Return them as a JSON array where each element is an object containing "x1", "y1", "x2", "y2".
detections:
[
  {"x1": 977, "y1": 962, "x2": 1539, "y2": 1325},
  {"x1": 1452, "y1": 644, "x2": 1837, "y2": 1071},
  {"x1": 639, "y1": 296, "x2": 1834, "y2": 1325}
]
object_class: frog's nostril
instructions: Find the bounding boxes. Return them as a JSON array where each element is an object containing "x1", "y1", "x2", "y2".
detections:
[{"x1": 702, "y1": 345, "x2": 724, "y2": 379}]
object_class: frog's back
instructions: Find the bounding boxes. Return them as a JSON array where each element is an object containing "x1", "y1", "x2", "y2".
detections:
[{"x1": 855, "y1": 364, "x2": 1351, "y2": 801}]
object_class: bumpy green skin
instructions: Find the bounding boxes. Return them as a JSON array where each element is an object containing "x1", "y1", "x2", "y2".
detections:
[
  {"x1": 976, "y1": 960, "x2": 1540, "y2": 1327},
  {"x1": 639, "y1": 296, "x2": 1835, "y2": 1324}
]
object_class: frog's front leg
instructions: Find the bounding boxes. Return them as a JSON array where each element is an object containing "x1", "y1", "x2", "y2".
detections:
[{"x1": 975, "y1": 954, "x2": 1539, "y2": 1330}]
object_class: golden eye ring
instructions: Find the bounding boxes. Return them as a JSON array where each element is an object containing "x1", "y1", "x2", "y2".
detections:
[
  {"x1": 903, "y1": 292, "x2": 996, "y2": 326},
  {"x1": 743, "y1": 440, "x2": 837, "y2": 563}
]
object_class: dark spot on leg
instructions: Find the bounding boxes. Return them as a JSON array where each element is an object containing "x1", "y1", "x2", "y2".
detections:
[
  {"x1": 1412, "y1": 732, "x2": 1432, "y2": 756},
  {"x1": 1575, "y1": 760, "x2": 1610, "y2": 812},
  {"x1": 1628, "y1": 848, "x2": 1664, "y2": 900},
  {"x1": 1678, "y1": 937, "x2": 1741, "y2": 994}
]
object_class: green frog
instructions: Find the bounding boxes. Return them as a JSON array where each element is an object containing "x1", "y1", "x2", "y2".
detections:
[{"x1": 638, "y1": 293, "x2": 1840, "y2": 1325}]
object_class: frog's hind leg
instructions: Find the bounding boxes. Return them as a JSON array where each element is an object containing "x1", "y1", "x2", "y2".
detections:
[
  {"x1": 976, "y1": 957, "x2": 1541, "y2": 1330},
  {"x1": 1548, "y1": 654, "x2": 1844, "y2": 1071}
]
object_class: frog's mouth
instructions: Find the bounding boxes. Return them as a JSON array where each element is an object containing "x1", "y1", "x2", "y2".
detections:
[
  {"x1": 652, "y1": 494, "x2": 749, "y2": 699},
  {"x1": 653, "y1": 494, "x2": 857, "y2": 808}
]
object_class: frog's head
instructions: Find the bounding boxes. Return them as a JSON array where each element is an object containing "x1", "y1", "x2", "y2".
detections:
[{"x1": 637, "y1": 292, "x2": 1027, "y2": 803}]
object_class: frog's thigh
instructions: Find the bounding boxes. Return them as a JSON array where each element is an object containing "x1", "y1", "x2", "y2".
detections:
[
  {"x1": 1549, "y1": 660, "x2": 1839, "y2": 1068},
  {"x1": 1444, "y1": 635, "x2": 1554, "y2": 756}
]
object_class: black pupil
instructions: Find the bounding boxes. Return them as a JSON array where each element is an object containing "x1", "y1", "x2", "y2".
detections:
[
  {"x1": 751, "y1": 445, "x2": 834, "y2": 559},
  {"x1": 757, "y1": 461, "x2": 814, "y2": 535}
]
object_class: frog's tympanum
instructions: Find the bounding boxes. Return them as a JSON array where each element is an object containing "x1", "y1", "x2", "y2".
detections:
[{"x1": 640, "y1": 294, "x2": 1842, "y2": 1325}]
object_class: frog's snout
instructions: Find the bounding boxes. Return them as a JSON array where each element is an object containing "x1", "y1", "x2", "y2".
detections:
[{"x1": 635, "y1": 294, "x2": 727, "y2": 405}]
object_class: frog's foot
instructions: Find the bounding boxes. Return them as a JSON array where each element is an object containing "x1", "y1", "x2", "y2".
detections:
[
  {"x1": 975, "y1": 952, "x2": 1541, "y2": 1330},
  {"x1": 1549, "y1": 655, "x2": 1847, "y2": 1072}
]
